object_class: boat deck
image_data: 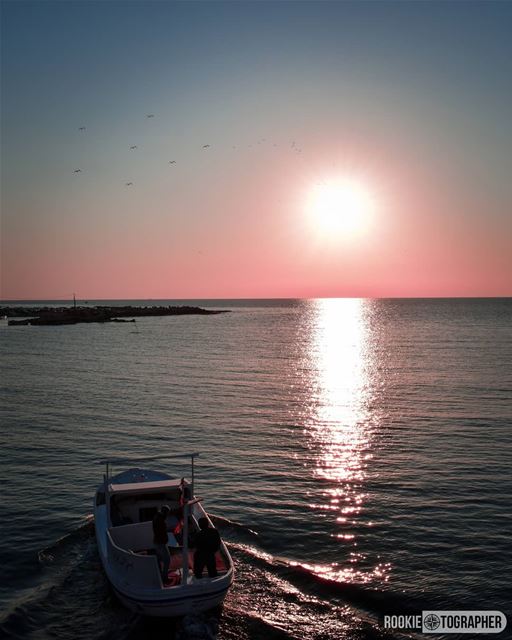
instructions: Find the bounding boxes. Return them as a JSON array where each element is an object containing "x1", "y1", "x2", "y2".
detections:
[{"x1": 133, "y1": 548, "x2": 229, "y2": 588}]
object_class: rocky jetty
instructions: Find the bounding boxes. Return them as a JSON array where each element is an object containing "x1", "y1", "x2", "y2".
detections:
[{"x1": 2, "y1": 305, "x2": 229, "y2": 326}]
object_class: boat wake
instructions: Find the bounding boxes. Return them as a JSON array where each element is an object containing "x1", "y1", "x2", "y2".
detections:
[
  {"x1": 226, "y1": 541, "x2": 429, "y2": 617},
  {"x1": 37, "y1": 515, "x2": 95, "y2": 564},
  {"x1": 1, "y1": 518, "x2": 137, "y2": 640},
  {"x1": 1, "y1": 514, "x2": 422, "y2": 640}
]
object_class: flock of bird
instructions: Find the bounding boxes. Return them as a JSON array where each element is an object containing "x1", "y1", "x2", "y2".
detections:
[{"x1": 72, "y1": 114, "x2": 303, "y2": 186}]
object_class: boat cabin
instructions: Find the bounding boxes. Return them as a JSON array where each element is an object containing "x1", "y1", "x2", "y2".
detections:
[
  {"x1": 96, "y1": 473, "x2": 229, "y2": 589},
  {"x1": 99, "y1": 478, "x2": 190, "y2": 526}
]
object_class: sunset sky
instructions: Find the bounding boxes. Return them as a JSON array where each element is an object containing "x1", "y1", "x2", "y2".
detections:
[{"x1": 1, "y1": 0, "x2": 511, "y2": 299}]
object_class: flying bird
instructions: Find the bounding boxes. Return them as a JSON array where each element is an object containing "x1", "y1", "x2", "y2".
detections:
[
  {"x1": 73, "y1": 169, "x2": 82, "y2": 173},
  {"x1": 125, "y1": 182, "x2": 133, "y2": 186},
  {"x1": 202, "y1": 144, "x2": 210, "y2": 149},
  {"x1": 168, "y1": 160, "x2": 176, "y2": 164},
  {"x1": 146, "y1": 114, "x2": 155, "y2": 118},
  {"x1": 79, "y1": 127, "x2": 86, "y2": 131},
  {"x1": 130, "y1": 145, "x2": 137, "y2": 150}
]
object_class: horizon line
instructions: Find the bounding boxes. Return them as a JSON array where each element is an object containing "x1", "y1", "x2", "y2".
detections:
[{"x1": 1, "y1": 295, "x2": 511, "y2": 303}]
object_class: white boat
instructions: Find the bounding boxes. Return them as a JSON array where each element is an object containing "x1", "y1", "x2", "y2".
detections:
[{"x1": 94, "y1": 453, "x2": 234, "y2": 617}]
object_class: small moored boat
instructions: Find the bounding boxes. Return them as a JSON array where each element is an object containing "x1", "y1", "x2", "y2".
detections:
[{"x1": 94, "y1": 453, "x2": 234, "y2": 616}]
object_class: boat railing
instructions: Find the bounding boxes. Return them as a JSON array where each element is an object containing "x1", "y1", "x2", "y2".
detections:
[{"x1": 106, "y1": 528, "x2": 162, "y2": 589}]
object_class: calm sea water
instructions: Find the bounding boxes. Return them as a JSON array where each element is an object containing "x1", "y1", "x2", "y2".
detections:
[{"x1": 1, "y1": 298, "x2": 511, "y2": 639}]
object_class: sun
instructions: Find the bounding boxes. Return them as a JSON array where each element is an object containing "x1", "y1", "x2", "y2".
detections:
[{"x1": 307, "y1": 178, "x2": 375, "y2": 238}]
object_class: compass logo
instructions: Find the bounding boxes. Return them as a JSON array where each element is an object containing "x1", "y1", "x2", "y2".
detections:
[{"x1": 423, "y1": 613, "x2": 441, "y2": 631}]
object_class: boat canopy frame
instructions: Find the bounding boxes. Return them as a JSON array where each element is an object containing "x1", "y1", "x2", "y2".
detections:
[{"x1": 99, "y1": 452, "x2": 199, "y2": 497}]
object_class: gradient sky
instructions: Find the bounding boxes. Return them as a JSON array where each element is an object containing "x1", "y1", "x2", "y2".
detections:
[{"x1": 1, "y1": 0, "x2": 511, "y2": 299}]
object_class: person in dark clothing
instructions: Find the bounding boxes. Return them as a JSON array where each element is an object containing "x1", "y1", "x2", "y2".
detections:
[
  {"x1": 153, "y1": 505, "x2": 171, "y2": 582},
  {"x1": 193, "y1": 517, "x2": 221, "y2": 578}
]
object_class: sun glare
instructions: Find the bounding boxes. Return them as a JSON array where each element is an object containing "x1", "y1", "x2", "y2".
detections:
[{"x1": 307, "y1": 178, "x2": 375, "y2": 238}]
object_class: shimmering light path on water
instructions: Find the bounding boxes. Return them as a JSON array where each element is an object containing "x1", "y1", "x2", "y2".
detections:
[{"x1": 1, "y1": 299, "x2": 511, "y2": 639}]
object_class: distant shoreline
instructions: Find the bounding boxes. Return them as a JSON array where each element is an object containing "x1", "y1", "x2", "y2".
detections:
[{"x1": 2, "y1": 305, "x2": 230, "y2": 326}]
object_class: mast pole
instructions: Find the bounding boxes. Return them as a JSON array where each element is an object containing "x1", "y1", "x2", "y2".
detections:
[
  {"x1": 104, "y1": 472, "x2": 110, "y2": 526},
  {"x1": 191, "y1": 454, "x2": 195, "y2": 497},
  {"x1": 182, "y1": 500, "x2": 189, "y2": 585}
]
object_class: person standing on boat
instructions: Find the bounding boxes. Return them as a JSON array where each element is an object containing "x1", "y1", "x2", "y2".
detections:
[
  {"x1": 193, "y1": 517, "x2": 221, "y2": 579},
  {"x1": 153, "y1": 505, "x2": 171, "y2": 583}
]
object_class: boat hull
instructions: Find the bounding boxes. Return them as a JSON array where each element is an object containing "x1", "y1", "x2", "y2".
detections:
[{"x1": 110, "y1": 580, "x2": 232, "y2": 617}]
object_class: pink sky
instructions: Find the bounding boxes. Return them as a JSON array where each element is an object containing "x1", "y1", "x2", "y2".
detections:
[
  {"x1": 3, "y1": 144, "x2": 510, "y2": 300},
  {"x1": 2, "y1": 2, "x2": 511, "y2": 300}
]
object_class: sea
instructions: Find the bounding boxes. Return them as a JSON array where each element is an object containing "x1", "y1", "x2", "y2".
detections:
[{"x1": 0, "y1": 298, "x2": 511, "y2": 640}]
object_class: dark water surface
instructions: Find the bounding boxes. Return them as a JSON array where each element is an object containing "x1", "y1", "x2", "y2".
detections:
[{"x1": 1, "y1": 298, "x2": 511, "y2": 639}]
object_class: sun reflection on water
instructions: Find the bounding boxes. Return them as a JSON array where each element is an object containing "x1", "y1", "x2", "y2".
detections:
[
  {"x1": 308, "y1": 298, "x2": 371, "y2": 483},
  {"x1": 303, "y1": 298, "x2": 386, "y2": 583}
]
